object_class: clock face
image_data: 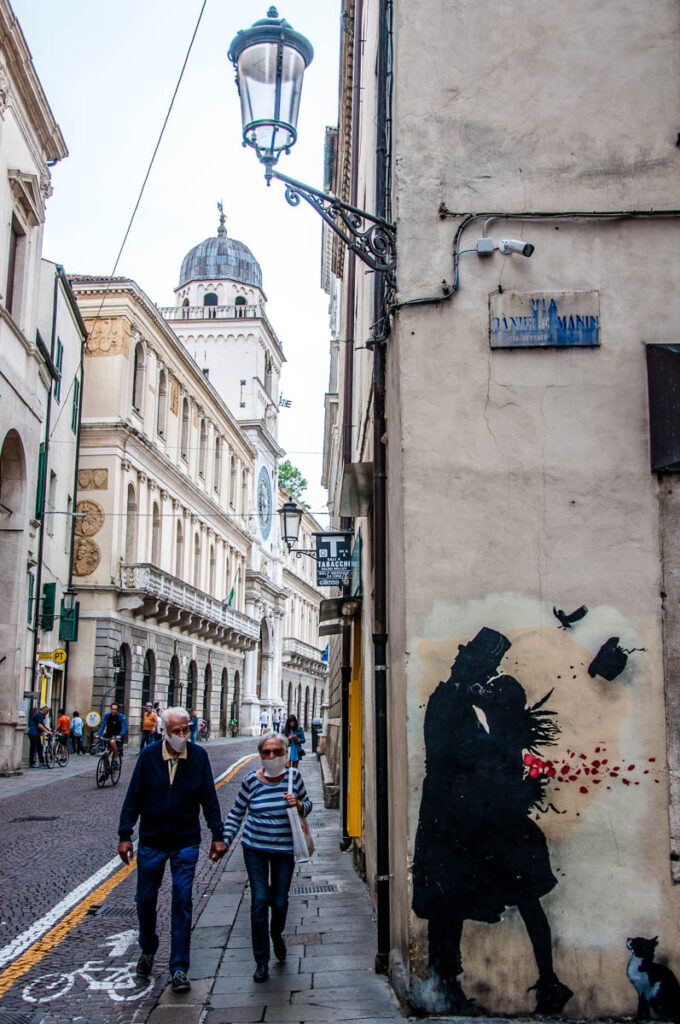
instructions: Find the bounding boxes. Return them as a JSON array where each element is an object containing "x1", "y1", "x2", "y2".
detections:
[{"x1": 257, "y1": 466, "x2": 272, "y2": 539}]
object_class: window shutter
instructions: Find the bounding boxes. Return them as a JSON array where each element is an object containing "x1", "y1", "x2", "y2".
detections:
[
  {"x1": 646, "y1": 345, "x2": 680, "y2": 471},
  {"x1": 40, "y1": 581, "x2": 56, "y2": 631},
  {"x1": 35, "y1": 442, "x2": 46, "y2": 520},
  {"x1": 58, "y1": 599, "x2": 79, "y2": 643}
]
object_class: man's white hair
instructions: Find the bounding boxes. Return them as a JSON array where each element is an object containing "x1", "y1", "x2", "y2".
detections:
[{"x1": 162, "y1": 706, "x2": 190, "y2": 729}]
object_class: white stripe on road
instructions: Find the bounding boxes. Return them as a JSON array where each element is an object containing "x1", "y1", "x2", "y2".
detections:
[{"x1": 0, "y1": 750, "x2": 250, "y2": 970}]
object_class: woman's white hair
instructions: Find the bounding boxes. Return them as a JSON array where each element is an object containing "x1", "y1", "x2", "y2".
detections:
[
  {"x1": 257, "y1": 730, "x2": 289, "y2": 754},
  {"x1": 162, "y1": 706, "x2": 189, "y2": 729}
]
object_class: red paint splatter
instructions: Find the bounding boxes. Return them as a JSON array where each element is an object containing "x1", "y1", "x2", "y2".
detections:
[
  {"x1": 628, "y1": 765, "x2": 636, "y2": 771},
  {"x1": 579, "y1": 786, "x2": 588, "y2": 794},
  {"x1": 593, "y1": 779, "x2": 602, "y2": 784},
  {"x1": 622, "y1": 779, "x2": 631, "y2": 786},
  {"x1": 649, "y1": 758, "x2": 656, "y2": 762},
  {"x1": 592, "y1": 760, "x2": 601, "y2": 768}
]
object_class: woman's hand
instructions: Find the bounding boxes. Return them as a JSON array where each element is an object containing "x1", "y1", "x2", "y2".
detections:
[{"x1": 284, "y1": 792, "x2": 300, "y2": 808}]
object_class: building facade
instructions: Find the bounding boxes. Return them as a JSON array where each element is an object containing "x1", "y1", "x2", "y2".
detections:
[
  {"x1": 0, "y1": 1, "x2": 72, "y2": 774},
  {"x1": 321, "y1": 0, "x2": 680, "y2": 1017},
  {"x1": 68, "y1": 216, "x2": 328, "y2": 741}
]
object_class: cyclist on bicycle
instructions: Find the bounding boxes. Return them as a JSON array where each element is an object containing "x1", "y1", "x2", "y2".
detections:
[{"x1": 98, "y1": 702, "x2": 127, "y2": 760}]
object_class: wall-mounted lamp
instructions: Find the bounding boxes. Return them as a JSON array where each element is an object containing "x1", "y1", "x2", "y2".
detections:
[{"x1": 229, "y1": 8, "x2": 396, "y2": 283}]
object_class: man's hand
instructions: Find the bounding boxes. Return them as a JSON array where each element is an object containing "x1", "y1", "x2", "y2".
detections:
[
  {"x1": 118, "y1": 840, "x2": 134, "y2": 865},
  {"x1": 284, "y1": 792, "x2": 299, "y2": 808},
  {"x1": 209, "y1": 841, "x2": 227, "y2": 862}
]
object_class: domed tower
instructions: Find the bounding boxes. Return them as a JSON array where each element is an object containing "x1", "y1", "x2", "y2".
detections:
[{"x1": 161, "y1": 209, "x2": 288, "y2": 734}]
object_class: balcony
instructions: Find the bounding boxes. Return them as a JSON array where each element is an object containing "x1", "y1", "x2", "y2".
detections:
[
  {"x1": 119, "y1": 563, "x2": 260, "y2": 651},
  {"x1": 158, "y1": 304, "x2": 262, "y2": 321},
  {"x1": 282, "y1": 637, "x2": 328, "y2": 677}
]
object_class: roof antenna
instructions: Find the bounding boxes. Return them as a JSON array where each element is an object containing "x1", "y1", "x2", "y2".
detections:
[{"x1": 217, "y1": 200, "x2": 227, "y2": 237}]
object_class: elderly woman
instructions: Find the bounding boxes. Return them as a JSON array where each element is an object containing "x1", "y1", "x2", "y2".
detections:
[{"x1": 223, "y1": 731, "x2": 312, "y2": 982}]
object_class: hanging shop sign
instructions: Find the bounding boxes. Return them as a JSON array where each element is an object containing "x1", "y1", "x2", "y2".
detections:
[
  {"x1": 490, "y1": 291, "x2": 600, "y2": 348},
  {"x1": 315, "y1": 532, "x2": 353, "y2": 588}
]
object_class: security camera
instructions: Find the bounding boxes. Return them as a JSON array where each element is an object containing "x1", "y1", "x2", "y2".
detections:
[{"x1": 498, "y1": 239, "x2": 535, "y2": 257}]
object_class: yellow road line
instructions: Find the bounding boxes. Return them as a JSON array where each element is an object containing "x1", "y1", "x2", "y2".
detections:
[{"x1": 0, "y1": 752, "x2": 256, "y2": 999}]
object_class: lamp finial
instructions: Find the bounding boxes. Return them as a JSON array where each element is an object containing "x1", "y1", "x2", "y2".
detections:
[
  {"x1": 267, "y1": 6, "x2": 279, "y2": 18},
  {"x1": 217, "y1": 200, "x2": 227, "y2": 237}
]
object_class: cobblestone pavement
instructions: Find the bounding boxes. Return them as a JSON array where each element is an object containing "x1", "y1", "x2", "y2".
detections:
[{"x1": 0, "y1": 737, "x2": 255, "y2": 1023}]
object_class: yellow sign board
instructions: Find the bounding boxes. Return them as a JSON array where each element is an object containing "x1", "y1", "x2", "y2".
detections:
[{"x1": 37, "y1": 649, "x2": 67, "y2": 664}]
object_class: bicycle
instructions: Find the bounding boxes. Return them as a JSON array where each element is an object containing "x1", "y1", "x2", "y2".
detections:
[
  {"x1": 42, "y1": 732, "x2": 68, "y2": 768},
  {"x1": 198, "y1": 718, "x2": 210, "y2": 741},
  {"x1": 96, "y1": 739, "x2": 122, "y2": 788},
  {"x1": 23, "y1": 958, "x2": 153, "y2": 1003}
]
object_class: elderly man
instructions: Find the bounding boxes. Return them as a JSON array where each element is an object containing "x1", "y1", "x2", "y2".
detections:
[{"x1": 118, "y1": 707, "x2": 226, "y2": 994}]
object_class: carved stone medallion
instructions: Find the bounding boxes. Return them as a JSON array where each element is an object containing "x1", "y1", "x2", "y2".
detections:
[
  {"x1": 75, "y1": 499, "x2": 105, "y2": 538},
  {"x1": 72, "y1": 537, "x2": 101, "y2": 576},
  {"x1": 78, "y1": 467, "x2": 108, "y2": 491}
]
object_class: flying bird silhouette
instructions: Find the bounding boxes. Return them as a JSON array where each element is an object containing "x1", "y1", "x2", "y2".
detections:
[{"x1": 553, "y1": 605, "x2": 588, "y2": 630}]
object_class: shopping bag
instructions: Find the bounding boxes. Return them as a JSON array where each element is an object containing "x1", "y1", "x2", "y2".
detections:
[{"x1": 287, "y1": 767, "x2": 314, "y2": 861}]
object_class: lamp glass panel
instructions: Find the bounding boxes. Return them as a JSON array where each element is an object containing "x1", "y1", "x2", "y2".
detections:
[
  {"x1": 281, "y1": 504, "x2": 302, "y2": 546},
  {"x1": 237, "y1": 43, "x2": 306, "y2": 155}
]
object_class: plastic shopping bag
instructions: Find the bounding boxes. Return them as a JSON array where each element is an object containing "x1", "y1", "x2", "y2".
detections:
[{"x1": 287, "y1": 767, "x2": 314, "y2": 861}]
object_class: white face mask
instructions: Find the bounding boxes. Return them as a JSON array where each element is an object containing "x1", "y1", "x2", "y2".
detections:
[
  {"x1": 166, "y1": 732, "x2": 188, "y2": 754},
  {"x1": 262, "y1": 754, "x2": 287, "y2": 778}
]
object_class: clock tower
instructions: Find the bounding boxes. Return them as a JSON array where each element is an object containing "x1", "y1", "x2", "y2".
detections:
[{"x1": 163, "y1": 207, "x2": 287, "y2": 733}]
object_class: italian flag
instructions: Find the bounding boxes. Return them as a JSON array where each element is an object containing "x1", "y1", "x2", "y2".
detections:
[{"x1": 226, "y1": 563, "x2": 240, "y2": 607}]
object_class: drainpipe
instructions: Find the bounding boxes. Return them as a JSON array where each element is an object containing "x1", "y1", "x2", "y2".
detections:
[
  {"x1": 339, "y1": 0, "x2": 363, "y2": 852},
  {"x1": 372, "y1": 0, "x2": 391, "y2": 975}
]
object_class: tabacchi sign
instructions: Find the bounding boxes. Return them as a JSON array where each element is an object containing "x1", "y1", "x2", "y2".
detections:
[{"x1": 315, "y1": 532, "x2": 353, "y2": 588}]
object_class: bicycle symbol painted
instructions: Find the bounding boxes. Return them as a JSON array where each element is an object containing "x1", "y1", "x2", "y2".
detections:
[{"x1": 23, "y1": 958, "x2": 154, "y2": 1003}]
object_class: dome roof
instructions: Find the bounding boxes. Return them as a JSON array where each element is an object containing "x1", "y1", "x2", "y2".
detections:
[{"x1": 178, "y1": 212, "x2": 262, "y2": 289}]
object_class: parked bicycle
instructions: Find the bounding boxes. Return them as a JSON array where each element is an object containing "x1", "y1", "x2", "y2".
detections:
[
  {"x1": 43, "y1": 732, "x2": 68, "y2": 769},
  {"x1": 197, "y1": 718, "x2": 210, "y2": 742},
  {"x1": 96, "y1": 739, "x2": 121, "y2": 788}
]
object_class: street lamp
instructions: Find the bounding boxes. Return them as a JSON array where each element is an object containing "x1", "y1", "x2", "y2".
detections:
[
  {"x1": 229, "y1": 9, "x2": 396, "y2": 283},
  {"x1": 278, "y1": 500, "x2": 302, "y2": 552},
  {"x1": 62, "y1": 586, "x2": 77, "y2": 613}
]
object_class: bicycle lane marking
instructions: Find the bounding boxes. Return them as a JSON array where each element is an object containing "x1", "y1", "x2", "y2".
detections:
[{"x1": 0, "y1": 751, "x2": 256, "y2": 999}]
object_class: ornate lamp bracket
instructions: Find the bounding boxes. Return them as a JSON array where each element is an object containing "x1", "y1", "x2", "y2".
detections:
[{"x1": 269, "y1": 169, "x2": 397, "y2": 286}]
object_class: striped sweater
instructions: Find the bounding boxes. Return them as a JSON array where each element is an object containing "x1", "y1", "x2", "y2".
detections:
[{"x1": 223, "y1": 769, "x2": 312, "y2": 854}]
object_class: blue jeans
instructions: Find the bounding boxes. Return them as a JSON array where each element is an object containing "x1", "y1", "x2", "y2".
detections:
[
  {"x1": 140, "y1": 730, "x2": 154, "y2": 749},
  {"x1": 136, "y1": 843, "x2": 200, "y2": 973},
  {"x1": 242, "y1": 845, "x2": 295, "y2": 966}
]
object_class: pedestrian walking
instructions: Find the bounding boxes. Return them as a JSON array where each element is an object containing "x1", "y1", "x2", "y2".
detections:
[
  {"x1": 71, "y1": 710, "x2": 84, "y2": 755},
  {"x1": 140, "y1": 702, "x2": 157, "y2": 749},
  {"x1": 118, "y1": 707, "x2": 226, "y2": 994},
  {"x1": 272, "y1": 709, "x2": 281, "y2": 732},
  {"x1": 283, "y1": 714, "x2": 305, "y2": 767},
  {"x1": 259, "y1": 709, "x2": 269, "y2": 735},
  {"x1": 56, "y1": 708, "x2": 70, "y2": 755},
  {"x1": 27, "y1": 704, "x2": 51, "y2": 768},
  {"x1": 223, "y1": 731, "x2": 312, "y2": 982},
  {"x1": 154, "y1": 701, "x2": 164, "y2": 742},
  {"x1": 189, "y1": 709, "x2": 199, "y2": 745}
]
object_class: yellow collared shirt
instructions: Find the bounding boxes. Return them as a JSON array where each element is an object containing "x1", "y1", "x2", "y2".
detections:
[{"x1": 162, "y1": 740, "x2": 187, "y2": 784}]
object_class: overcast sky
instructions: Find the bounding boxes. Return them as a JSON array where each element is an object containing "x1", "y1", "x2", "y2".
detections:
[{"x1": 11, "y1": 0, "x2": 340, "y2": 517}]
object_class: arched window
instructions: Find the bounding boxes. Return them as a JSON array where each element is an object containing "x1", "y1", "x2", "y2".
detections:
[
  {"x1": 265, "y1": 356, "x2": 273, "y2": 396},
  {"x1": 231, "y1": 671, "x2": 241, "y2": 728},
  {"x1": 180, "y1": 398, "x2": 190, "y2": 461},
  {"x1": 175, "y1": 520, "x2": 184, "y2": 578},
  {"x1": 241, "y1": 468, "x2": 248, "y2": 515},
  {"x1": 182, "y1": 297, "x2": 190, "y2": 319},
  {"x1": 203, "y1": 663, "x2": 212, "y2": 719},
  {"x1": 312, "y1": 688, "x2": 317, "y2": 719},
  {"x1": 204, "y1": 292, "x2": 218, "y2": 319},
  {"x1": 114, "y1": 644, "x2": 129, "y2": 709},
  {"x1": 235, "y1": 295, "x2": 246, "y2": 317},
  {"x1": 229, "y1": 456, "x2": 237, "y2": 509},
  {"x1": 198, "y1": 420, "x2": 207, "y2": 478},
  {"x1": 213, "y1": 437, "x2": 222, "y2": 494},
  {"x1": 208, "y1": 544, "x2": 215, "y2": 595},
  {"x1": 304, "y1": 686, "x2": 310, "y2": 730},
  {"x1": 132, "y1": 342, "x2": 145, "y2": 413},
  {"x1": 125, "y1": 484, "x2": 137, "y2": 562},
  {"x1": 187, "y1": 660, "x2": 197, "y2": 712},
  {"x1": 287, "y1": 682, "x2": 292, "y2": 717},
  {"x1": 220, "y1": 667, "x2": 228, "y2": 713},
  {"x1": 193, "y1": 533, "x2": 201, "y2": 589},
  {"x1": 151, "y1": 502, "x2": 161, "y2": 565},
  {"x1": 142, "y1": 649, "x2": 155, "y2": 706},
  {"x1": 168, "y1": 655, "x2": 179, "y2": 706},
  {"x1": 157, "y1": 370, "x2": 167, "y2": 436}
]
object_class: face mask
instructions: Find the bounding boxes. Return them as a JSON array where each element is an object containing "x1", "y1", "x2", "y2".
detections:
[
  {"x1": 262, "y1": 755, "x2": 287, "y2": 777},
  {"x1": 166, "y1": 733, "x2": 188, "y2": 754}
]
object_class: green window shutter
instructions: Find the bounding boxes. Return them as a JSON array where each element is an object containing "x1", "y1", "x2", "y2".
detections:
[
  {"x1": 59, "y1": 599, "x2": 79, "y2": 643},
  {"x1": 27, "y1": 572, "x2": 34, "y2": 624},
  {"x1": 53, "y1": 339, "x2": 63, "y2": 402},
  {"x1": 71, "y1": 377, "x2": 80, "y2": 434},
  {"x1": 35, "y1": 442, "x2": 47, "y2": 520},
  {"x1": 40, "y1": 581, "x2": 56, "y2": 632}
]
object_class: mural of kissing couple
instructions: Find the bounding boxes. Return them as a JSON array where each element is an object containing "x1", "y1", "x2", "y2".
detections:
[{"x1": 411, "y1": 621, "x2": 678, "y2": 1018}]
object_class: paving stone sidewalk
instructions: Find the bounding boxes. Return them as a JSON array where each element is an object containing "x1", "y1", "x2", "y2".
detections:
[{"x1": 146, "y1": 757, "x2": 405, "y2": 1024}]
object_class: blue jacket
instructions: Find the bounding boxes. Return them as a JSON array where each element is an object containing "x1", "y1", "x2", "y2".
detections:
[
  {"x1": 119, "y1": 741, "x2": 222, "y2": 851},
  {"x1": 98, "y1": 711, "x2": 128, "y2": 739}
]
